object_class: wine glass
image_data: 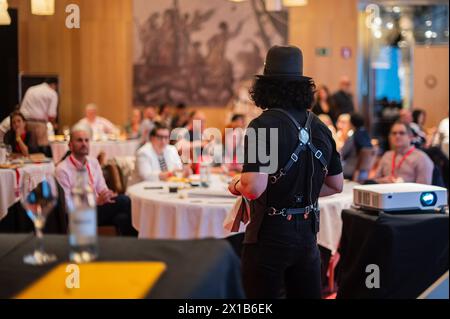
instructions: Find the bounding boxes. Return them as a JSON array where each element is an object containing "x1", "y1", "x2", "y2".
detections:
[
  {"x1": 20, "y1": 172, "x2": 59, "y2": 266},
  {"x1": 63, "y1": 126, "x2": 71, "y2": 141},
  {"x1": 5, "y1": 145, "x2": 12, "y2": 163}
]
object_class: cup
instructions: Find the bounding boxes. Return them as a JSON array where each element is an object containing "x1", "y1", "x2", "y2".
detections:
[{"x1": 169, "y1": 186, "x2": 179, "y2": 193}]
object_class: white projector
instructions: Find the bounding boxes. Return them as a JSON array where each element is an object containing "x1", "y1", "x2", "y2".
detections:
[{"x1": 353, "y1": 183, "x2": 448, "y2": 212}]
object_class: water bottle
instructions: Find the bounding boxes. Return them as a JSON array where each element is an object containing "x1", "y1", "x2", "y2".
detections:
[
  {"x1": 68, "y1": 168, "x2": 98, "y2": 263},
  {"x1": 47, "y1": 122, "x2": 55, "y2": 142},
  {"x1": 200, "y1": 160, "x2": 211, "y2": 188}
]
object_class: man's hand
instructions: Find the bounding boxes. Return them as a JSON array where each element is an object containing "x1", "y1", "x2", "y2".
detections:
[
  {"x1": 228, "y1": 174, "x2": 241, "y2": 196},
  {"x1": 182, "y1": 165, "x2": 192, "y2": 178},
  {"x1": 159, "y1": 171, "x2": 173, "y2": 181},
  {"x1": 97, "y1": 189, "x2": 117, "y2": 206}
]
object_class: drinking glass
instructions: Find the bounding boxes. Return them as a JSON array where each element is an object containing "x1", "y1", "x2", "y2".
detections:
[{"x1": 20, "y1": 173, "x2": 59, "y2": 266}]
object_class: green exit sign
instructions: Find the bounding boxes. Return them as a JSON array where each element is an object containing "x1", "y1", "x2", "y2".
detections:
[{"x1": 316, "y1": 48, "x2": 330, "y2": 57}]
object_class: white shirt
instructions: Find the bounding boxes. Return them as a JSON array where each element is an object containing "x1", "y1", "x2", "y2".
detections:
[
  {"x1": 136, "y1": 143, "x2": 183, "y2": 182},
  {"x1": 20, "y1": 83, "x2": 58, "y2": 121},
  {"x1": 55, "y1": 155, "x2": 108, "y2": 205},
  {"x1": 76, "y1": 117, "x2": 119, "y2": 138}
]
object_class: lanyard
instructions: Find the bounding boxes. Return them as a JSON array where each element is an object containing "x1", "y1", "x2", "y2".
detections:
[
  {"x1": 391, "y1": 147, "x2": 415, "y2": 178},
  {"x1": 69, "y1": 155, "x2": 95, "y2": 193}
]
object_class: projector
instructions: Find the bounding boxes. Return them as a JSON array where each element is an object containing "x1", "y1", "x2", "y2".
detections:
[{"x1": 353, "y1": 183, "x2": 448, "y2": 212}]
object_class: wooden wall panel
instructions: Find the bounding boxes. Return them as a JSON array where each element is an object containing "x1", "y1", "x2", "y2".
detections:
[
  {"x1": 289, "y1": 0, "x2": 359, "y2": 108},
  {"x1": 413, "y1": 45, "x2": 449, "y2": 128},
  {"x1": 8, "y1": 0, "x2": 131, "y2": 129}
]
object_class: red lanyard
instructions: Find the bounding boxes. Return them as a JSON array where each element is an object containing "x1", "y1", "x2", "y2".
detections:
[
  {"x1": 391, "y1": 147, "x2": 415, "y2": 178},
  {"x1": 69, "y1": 155, "x2": 95, "y2": 192}
]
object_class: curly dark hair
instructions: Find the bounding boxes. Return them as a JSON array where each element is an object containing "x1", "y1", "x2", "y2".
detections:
[{"x1": 249, "y1": 78, "x2": 316, "y2": 111}]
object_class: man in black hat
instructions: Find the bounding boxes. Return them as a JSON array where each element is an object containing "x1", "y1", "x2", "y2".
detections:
[{"x1": 228, "y1": 45, "x2": 343, "y2": 299}]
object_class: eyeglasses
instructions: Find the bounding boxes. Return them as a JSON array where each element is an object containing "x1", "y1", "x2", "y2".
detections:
[
  {"x1": 390, "y1": 131, "x2": 407, "y2": 136},
  {"x1": 155, "y1": 135, "x2": 170, "y2": 140}
]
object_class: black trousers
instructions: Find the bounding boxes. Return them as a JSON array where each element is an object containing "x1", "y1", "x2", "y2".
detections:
[
  {"x1": 97, "y1": 194, "x2": 137, "y2": 237},
  {"x1": 242, "y1": 215, "x2": 321, "y2": 299}
]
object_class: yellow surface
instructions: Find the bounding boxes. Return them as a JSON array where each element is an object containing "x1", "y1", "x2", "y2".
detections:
[
  {"x1": 15, "y1": 262, "x2": 166, "y2": 299},
  {"x1": 167, "y1": 177, "x2": 190, "y2": 183}
]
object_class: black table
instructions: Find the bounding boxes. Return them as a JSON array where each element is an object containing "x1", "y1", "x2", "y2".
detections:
[
  {"x1": 337, "y1": 209, "x2": 449, "y2": 299},
  {"x1": 0, "y1": 234, "x2": 245, "y2": 299}
]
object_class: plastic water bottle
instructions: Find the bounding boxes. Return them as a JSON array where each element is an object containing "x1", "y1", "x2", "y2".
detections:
[
  {"x1": 68, "y1": 168, "x2": 98, "y2": 263},
  {"x1": 200, "y1": 160, "x2": 211, "y2": 188}
]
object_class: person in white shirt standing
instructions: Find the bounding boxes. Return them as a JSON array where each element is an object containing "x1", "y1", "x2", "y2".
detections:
[
  {"x1": 76, "y1": 103, "x2": 119, "y2": 140},
  {"x1": 136, "y1": 123, "x2": 191, "y2": 181},
  {"x1": 20, "y1": 79, "x2": 58, "y2": 147}
]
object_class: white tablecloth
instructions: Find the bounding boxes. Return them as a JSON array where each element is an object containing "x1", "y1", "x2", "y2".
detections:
[
  {"x1": 50, "y1": 140, "x2": 141, "y2": 163},
  {"x1": 129, "y1": 175, "x2": 240, "y2": 240},
  {"x1": 317, "y1": 181, "x2": 357, "y2": 254},
  {"x1": 0, "y1": 162, "x2": 55, "y2": 220},
  {"x1": 129, "y1": 175, "x2": 357, "y2": 244}
]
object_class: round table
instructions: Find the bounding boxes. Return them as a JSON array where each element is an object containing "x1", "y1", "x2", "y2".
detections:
[
  {"x1": 128, "y1": 175, "x2": 239, "y2": 240},
  {"x1": 0, "y1": 162, "x2": 55, "y2": 220},
  {"x1": 129, "y1": 175, "x2": 357, "y2": 244},
  {"x1": 50, "y1": 139, "x2": 141, "y2": 163}
]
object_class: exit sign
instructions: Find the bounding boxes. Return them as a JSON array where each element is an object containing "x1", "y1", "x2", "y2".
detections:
[{"x1": 316, "y1": 48, "x2": 330, "y2": 57}]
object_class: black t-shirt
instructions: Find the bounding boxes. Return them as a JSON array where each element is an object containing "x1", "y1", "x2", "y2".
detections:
[{"x1": 242, "y1": 107, "x2": 342, "y2": 243}]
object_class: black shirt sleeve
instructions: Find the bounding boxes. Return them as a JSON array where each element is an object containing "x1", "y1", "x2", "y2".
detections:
[
  {"x1": 326, "y1": 128, "x2": 343, "y2": 176},
  {"x1": 242, "y1": 118, "x2": 267, "y2": 173}
]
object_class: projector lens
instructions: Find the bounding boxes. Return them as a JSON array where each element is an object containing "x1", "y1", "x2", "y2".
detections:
[{"x1": 420, "y1": 192, "x2": 437, "y2": 207}]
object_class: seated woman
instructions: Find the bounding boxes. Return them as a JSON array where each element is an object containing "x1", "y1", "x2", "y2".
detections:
[
  {"x1": 3, "y1": 111, "x2": 39, "y2": 158},
  {"x1": 335, "y1": 113, "x2": 352, "y2": 152}
]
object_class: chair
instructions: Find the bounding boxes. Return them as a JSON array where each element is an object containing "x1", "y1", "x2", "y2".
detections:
[
  {"x1": 423, "y1": 147, "x2": 448, "y2": 188},
  {"x1": 98, "y1": 226, "x2": 118, "y2": 237}
]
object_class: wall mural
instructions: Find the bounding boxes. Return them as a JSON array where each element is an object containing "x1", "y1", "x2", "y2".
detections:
[{"x1": 133, "y1": 0, "x2": 288, "y2": 106}]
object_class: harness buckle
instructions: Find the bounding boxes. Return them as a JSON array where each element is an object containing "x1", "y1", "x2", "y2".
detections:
[
  {"x1": 268, "y1": 207, "x2": 277, "y2": 216},
  {"x1": 315, "y1": 150, "x2": 323, "y2": 160},
  {"x1": 268, "y1": 207, "x2": 287, "y2": 217},
  {"x1": 291, "y1": 153, "x2": 298, "y2": 162},
  {"x1": 270, "y1": 169, "x2": 286, "y2": 184}
]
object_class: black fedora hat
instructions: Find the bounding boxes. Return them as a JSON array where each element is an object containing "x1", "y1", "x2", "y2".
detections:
[{"x1": 257, "y1": 45, "x2": 311, "y2": 80}]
